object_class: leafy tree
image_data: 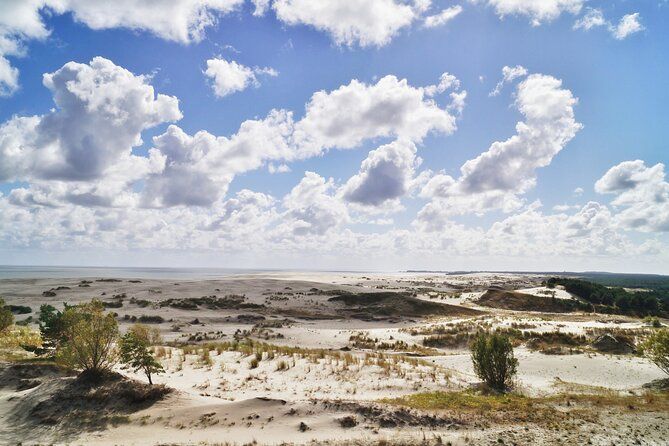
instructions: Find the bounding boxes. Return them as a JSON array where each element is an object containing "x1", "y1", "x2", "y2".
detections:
[
  {"x1": 57, "y1": 300, "x2": 119, "y2": 374},
  {"x1": 0, "y1": 298, "x2": 14, "y2": 332},
  {"x1": 640, "y1": 329, "x2": 669, "y2": 376},
  {"x1": 470, "y1": 331, "x2": 518, "y2": 392},
  {"x1": 119, "y1": 323, "x2": 164, "y2": 385}
]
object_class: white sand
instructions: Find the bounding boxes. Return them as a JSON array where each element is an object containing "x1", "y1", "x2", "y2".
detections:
[{"x1": 1, "y1": 271, "x2": 667, "y2": 445}]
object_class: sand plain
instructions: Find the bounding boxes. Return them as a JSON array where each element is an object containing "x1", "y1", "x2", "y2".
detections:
[{"x1": 0, "y1": 271, "x2": 667, "y2": 445}]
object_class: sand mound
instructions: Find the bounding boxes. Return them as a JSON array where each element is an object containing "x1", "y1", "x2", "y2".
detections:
[
  {"x1": 476, "y1": 288, "x2": 583, "y2": 313},
  {"x1": 0, "y1": 362, "x2": 74, "y2": 391},
  {"x1": 29, "y1": 369, "x2": 171, "y2": 425},
  {"x1": 327, "y1": 291, "x2": 483, "y2": 320},
  {"x1": 0, "y1": 363, "x2": 171, "y2": 443}
]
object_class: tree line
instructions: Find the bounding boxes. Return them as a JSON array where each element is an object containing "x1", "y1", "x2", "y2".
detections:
[{"x1": 546, "y1": 277, "x2": 667, "y2": 317}]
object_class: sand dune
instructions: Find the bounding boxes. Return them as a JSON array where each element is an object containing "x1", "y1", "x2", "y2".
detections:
[{"x1": 1, "y1": 271, "x2": 667, "y2": 445}]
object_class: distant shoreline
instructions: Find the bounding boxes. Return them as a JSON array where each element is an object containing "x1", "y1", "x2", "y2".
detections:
[{"x1": 1, "y1": 265, "x2": 668, "y2": 280}]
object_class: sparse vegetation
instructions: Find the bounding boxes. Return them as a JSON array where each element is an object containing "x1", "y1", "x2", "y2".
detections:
[
  {"x1": 327, "y1": 291, "x2": 482, "y2": 319},
  {"x1": 159, "y1": 295, "x2": 263, "y2": 311},
  {"x1": 381, "y1": 389, "x2": 669, "y2": 424},
  {"x1": 0, "y1": 325, "x2": 41, "y2": 350},
  {"x1": 476, "y1": 288, "x2": 589, "y2": 313}
]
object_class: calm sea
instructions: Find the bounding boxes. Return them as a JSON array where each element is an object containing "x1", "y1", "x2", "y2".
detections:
[{"x1": 0, "y1": 265, "x2": 276, "y2": 280}]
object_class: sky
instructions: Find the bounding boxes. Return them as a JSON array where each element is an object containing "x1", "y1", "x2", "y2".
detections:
[{"x1": 0, "y1": 0, "x2": 668, "y2": 273}]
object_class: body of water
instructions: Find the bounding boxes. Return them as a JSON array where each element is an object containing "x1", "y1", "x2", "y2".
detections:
[{"x1": 0, "y1": 265, "x2": 277, "y2": 280}]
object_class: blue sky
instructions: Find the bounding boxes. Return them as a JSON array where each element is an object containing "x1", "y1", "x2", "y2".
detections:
[{"x1": 0, "y1": 0, "x2": 668, "y2": 272}]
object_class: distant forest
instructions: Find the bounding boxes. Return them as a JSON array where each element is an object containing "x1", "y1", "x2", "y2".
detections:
[
  {"x1": 547, "y1": 276, "x2": 669, "y2": 317},
  {"x1": 574, "y1": 272, "x2": 669, "y2": 291}
]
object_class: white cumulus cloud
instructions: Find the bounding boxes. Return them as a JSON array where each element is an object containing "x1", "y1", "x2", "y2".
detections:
[
  {"x1": 417, "y1": 71, "x2": 582, "y2": 225},
  {"x1": 0, "y1": 0, "x2": 244, "y2": 96},
  {"x1": 205, "y1": 57, "x2": 278, "y2": 98},
  {"x1": 271, "y1": 0, "x2": 427, "y2": 47},
  {"x1": 293, "y1": 75, "x2": 457, "y2": 157},
  {"x1": 341, "y1": 140, "x2": 420, "y2": 207},
  {"x1": 0, "y1": 57, "x2": 181, "y2": 209},
  {"x1": 595, "y1": 160, "x2": 669, "y2": 232}
]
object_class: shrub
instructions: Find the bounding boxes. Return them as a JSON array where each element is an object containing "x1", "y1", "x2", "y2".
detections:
[
  {"x1": 470, "y1": 331, "x2": 518, "y2": 392},
  {"x1": 645, "y1": 316, "x2": 663, "y2": 328},
  {"x1": 119, "y1": 324, "x2": 164, "y2": 385},
  {"x1": 57, "y1": 300, "x2": 119, "y2": 375},
  {"x1": 8, "y1": 305, "x2": 31, "y2": 314},
  {"x1": 103, "y1": 300, "x2": 123, "y2": 309},
  {"x1": 640, "y1": 329, "x2": 669, "y2": 376},
  {"x1": 0, "y1": 299, "x2": 14, "y2": 332},
  {"x1": 138, "y1": 315, "x2": 165, "y2": 324}
]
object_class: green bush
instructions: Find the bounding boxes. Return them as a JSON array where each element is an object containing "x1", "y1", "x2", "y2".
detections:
[
  {"x1": 470, "y1": 331, "x2": 518, "y2": 392},
  {"x1": 644, "y1": 316, "x2": 663, "y2": 328},
  {"x1": 640, "y1": 329, "x2": 669, "y2": 376},
  {"x1": 8, "y1": 305, "x2": 31, "y2": 314},
  {"x1": 57, "y1": 300, "x2": 119, "y2": 374}
]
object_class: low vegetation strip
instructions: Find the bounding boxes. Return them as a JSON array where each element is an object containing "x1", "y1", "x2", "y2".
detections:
[
  {"x1": 328, "y1": 291, "x2": 483, "y2": 318},
  {"x1": 381, "y1": 389, "x2": 669, "y2": 425},
  {"x1": 476, "y1": 288, "x2": 589, "y2": 313}
]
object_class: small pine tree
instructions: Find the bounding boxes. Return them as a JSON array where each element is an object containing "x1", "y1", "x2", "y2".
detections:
[
  {"x1": 119, "y1": 324, "x2": 164, "y2": 385},
  {"x1": 38, "y1": 304, "x2": 69, "y2": 353},
  {"x1": 0, "y1": 298, "x2": 14, "y2": 332},
  {"x1": 470, "y1": 331, "x2": 518, "y2": 392}
]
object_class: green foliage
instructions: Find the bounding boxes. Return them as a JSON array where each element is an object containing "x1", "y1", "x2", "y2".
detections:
[
  {"x1": 470, "y1": 331, "x2": 518, "y2": 392},
  {"x1": 57, "y1": 299, "x2": 119, "y2": 374},
  {"x1": 640, "y1": 329, "x2": 669, "y2": 376},
  {"x1": 7, "y1": 305, "x2": 31, "y2": 314},
  {"x1": 38, "y1": 304, "x2": 70, "y2": 353},
  {"x1": 578, "y1": 273, "x2": 669, "y2": 291},
  {"x1": 547, "y1": 277, "x2": 665, "y2": 317},
  {"x1": 645, "y1": 316, "x2": 663, "y2": 328},
  {"x1": 119, "y1": 324, "x2": 164, "y2": 385},
  {"x1": 0, "y1": 298, "x2": 14, "y2": 332}
]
